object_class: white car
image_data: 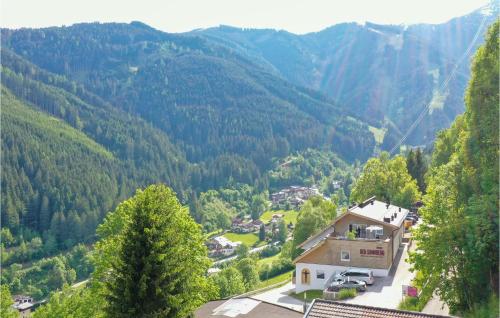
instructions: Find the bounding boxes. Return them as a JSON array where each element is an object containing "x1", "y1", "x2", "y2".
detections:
[{"x1": 336, "y1": 269, "x2": 375, "y2": 285}]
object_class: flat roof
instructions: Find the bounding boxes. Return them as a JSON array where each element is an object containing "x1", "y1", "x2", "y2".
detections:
[
  {"x1": 195, "y1": 298, "x2": 302, "y2": 318},
  {"x1": 305, "y1": 299, "x2": 452, "y2": 318},
  {"x1": 349, "y1": 198, "x2": 408, "y2": 228}
]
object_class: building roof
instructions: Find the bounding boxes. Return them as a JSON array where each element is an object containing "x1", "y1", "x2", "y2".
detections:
[
  {"x1": 349, "y1": 197, "x2": 408, "y2": 228},
  {"x1": 13, "y1": 302, "x2": 35, "y2": 311},
  {"x1": 213, "y1": 236, "x2": 241, "y2": 247},
  {"x1": 195, "y1": 298, "x2": 302, "y2": 318},
  {"x1": 298, "y1": 197, "x2": 408, "y2": 250},
  {"x1": 304, "y1": 299, "x2": 452, "y2": 318}
]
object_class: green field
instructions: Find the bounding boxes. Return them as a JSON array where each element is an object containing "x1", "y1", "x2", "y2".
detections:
[
  {"x1": 289, "y1": 289, "x2": 323, "y2": 302},
  {"x1": 222, "y1": 232, "x2": 264, "y2": 247},
  {"x1": 257, "y1": 270, "x2": 293, "y2": 289},
  {"x1": 257, "y1": 253, "x2": 281, "y2": 267},
  {"x1": 260, "y1": 210, "x2": 298, "y2": 225}
]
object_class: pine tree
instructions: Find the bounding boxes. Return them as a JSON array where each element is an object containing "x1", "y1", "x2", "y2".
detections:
[
  {"x1": 104, "y1": 184, "x2": 214, "y2": 318},
  {"x1": 259, "y1": 223, "x2": 266, "y2": 241},
  {"x1": 277, "y1": 219, "x2": 287, "y2": 244}
]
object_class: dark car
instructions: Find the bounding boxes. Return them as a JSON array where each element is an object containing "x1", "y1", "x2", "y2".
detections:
[
  {"x1": 327, "y1": 278, "x2": 366, "y2": 292},
  {"x1": 405, "y1": 215, "x2": 418, "y2": 225}
]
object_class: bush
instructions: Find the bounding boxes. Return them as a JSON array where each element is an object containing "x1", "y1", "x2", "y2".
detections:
[
  {"x1": 258, "y1": 258, "x2": 293, "y2": 280},
  {"x1": 337, "y1": 288, "x2": 357, "y2": 299},
  {"x1": 462, "y1": 295, "x2": 499, "y2": 318},
  {"x1": 258, "y1": 245, "x2": 280, "y2": 258},
  {"x1": 398, "y1": 297, "x2": 420, "y2": 311}
]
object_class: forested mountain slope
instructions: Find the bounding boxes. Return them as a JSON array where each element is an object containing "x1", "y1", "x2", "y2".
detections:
[
  {"x1": 1, "y1": 50, "x2": 197, "y2": 245},
  {"x1": 0, "y1": 23, "x2": 374, "y2": 252},
  {"x1": 194, "y1": 3, "x2": 498, "y2": 148},
  {"x1": 1, "y1": 22, "x2": 375, "y2": 168}
]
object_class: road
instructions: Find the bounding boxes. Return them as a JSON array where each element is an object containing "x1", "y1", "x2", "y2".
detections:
[
  {"x1": 422, "y1": 294, "x2": 450, "y2": 316},
  {"x1": 341, "y1": 242, "x2": 414, "y2": 309},
  {"x1": 212, "y1": 241, "x2": 280, "y2": 266}
]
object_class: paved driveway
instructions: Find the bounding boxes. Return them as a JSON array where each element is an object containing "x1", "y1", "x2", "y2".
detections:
[
  {"x1": 252, "y1": 282, "x2": 304, "y2": 312},
  {"x1": 339, "y1": 242, "x2": 414, "y2": 309}
]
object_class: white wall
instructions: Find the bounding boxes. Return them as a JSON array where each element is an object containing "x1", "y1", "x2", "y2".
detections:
[{"x1": 295, "y1": 263, "x2": 390, "y2": 293}]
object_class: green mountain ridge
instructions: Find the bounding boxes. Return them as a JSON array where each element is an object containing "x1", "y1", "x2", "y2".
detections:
[{"x1": 193, "y1": 4, "x2": 498, "y2": 148}]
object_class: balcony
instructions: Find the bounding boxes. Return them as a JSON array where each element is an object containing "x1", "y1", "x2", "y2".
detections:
[{"x1": 328, "y1": 232, "x2": 391, "y2": 243}]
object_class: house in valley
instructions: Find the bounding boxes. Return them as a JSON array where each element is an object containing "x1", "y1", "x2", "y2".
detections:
[
  {"x1": 270, "y1": 186, "x2": 320, "y2": 209},
  {"x1": 294, "y1": 196, "x2": 408, "y2": 293},
  {"x1": 206, "y1": 236, "x2": 241, "y2": 257}
]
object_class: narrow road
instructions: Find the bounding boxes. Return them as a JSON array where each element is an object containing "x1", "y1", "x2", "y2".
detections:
[
  {"x1": 422, "y1": 294, "x2": 450, "y2": 316},
  {"x1": 213, "y1": 242, "x2": 280, "y2": 266}
]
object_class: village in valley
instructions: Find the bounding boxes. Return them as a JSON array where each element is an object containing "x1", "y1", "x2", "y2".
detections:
[
  {"x1": 200, "y1": 181, "x2": 430, "y2": 318},
  {"x1": 205, "y1": 185, "x2": 319, "y2": 259}
]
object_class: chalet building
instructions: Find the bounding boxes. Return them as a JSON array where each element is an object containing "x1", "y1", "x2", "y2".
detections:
[
  {"x1": 270, "y1": 186, "x2": 320, "y2": 208},
  {"x1": 294, "y1": 197, "x2": 408, "y2": 293},
  {"x1": 206, "y1": 236, "x2": 241, "y2": 257},
  {"x1": 231, "y1": 218, "x2": 263, "y2": 233},
  {"x1": 12, "y1": 295, "x2": 42, "y2": 318}
]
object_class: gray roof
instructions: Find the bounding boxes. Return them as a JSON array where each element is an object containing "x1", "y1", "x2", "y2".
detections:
[
  {"x1": 305, "y1": 299, "x2": 452, "y2": 318},
  {"x1": 298, "y1": 197, "x2": 407, "y2": 251},
  {"x1": 195, "y1": 297, "x2": 303, "y2": 318},
  {"x1": 349, "y1": 198, "x2": 408, "y2": 228}
]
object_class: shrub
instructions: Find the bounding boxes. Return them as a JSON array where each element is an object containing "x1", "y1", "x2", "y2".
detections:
[
  {"x1": 337, "y1": 288, "x2": 357, "y2": 299},
  {"x1": 259, "y1": 245, "x2": 280, "y2": 258},
  {"x1": 258, "y1": 258, "x2": 293, "y2": 280},
  {"x1": 398, "y1": 297, "x2": 420, "y2": 311}
]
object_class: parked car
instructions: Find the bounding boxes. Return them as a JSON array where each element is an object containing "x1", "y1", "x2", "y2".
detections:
[
  {"x1": 408, "y1": 212, "x2": 419, "y2": 220},
  {"x1": 405, "y1": 216, "x2": 418, "y2": 225},
  {"x1": 335, "y1": 269, "x2": 375, "y2": 285},
  {"x1": 327, "y1": 278, "x2": 367, "y2": 292}
]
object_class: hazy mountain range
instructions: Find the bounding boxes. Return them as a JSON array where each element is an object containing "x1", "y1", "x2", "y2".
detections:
[{"x1": 0, "y1": 2, "x2": 497, "y2": 244}]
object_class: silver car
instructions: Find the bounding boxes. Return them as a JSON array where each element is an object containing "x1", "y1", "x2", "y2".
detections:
[
  {"x1": 327, "y1": 278, "x2": 367, "y2": 292},
  {"x1": 336, "y1": 269, "x2": 375, "y2": 285}
]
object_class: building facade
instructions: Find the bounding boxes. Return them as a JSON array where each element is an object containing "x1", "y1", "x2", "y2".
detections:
[{"x1": 294, "y1": 197, "x2": 408, "y2": 293}]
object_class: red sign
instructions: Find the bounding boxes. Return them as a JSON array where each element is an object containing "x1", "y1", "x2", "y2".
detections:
[
  {"x1": 402, "y1": 285, "x2": 418, "y2": 297},
  {"x1": 360, "y1": 248, "x2": 385, "y2": 257}
]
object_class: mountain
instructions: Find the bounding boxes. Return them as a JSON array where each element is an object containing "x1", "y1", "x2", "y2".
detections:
[
  {"x1": 1, "y1": 22, "x2": 374, "y2": 164},
  {"x1": 0, "y1": 23, "x2": 375, "y2": 246},
  {"x1": 192, "y1": 3, "x2": 498, "y2": 149},
  {"x1": 1, "y1": 50, "x2": 196, "y2": 244}
]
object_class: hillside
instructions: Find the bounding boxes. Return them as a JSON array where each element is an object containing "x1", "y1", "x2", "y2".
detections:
[
  {"x1": 1, "y1": 50, "x2": 197, "y2": 246},
  {"x1": 0, "y1": 24, "x2": 375, "y2": 258},
  {"x1": 193, "y1": 3, "x2": 498, "y2": 148},
  {"x1": 0, "y1": 22, "x2": 375, "y2": 166}
]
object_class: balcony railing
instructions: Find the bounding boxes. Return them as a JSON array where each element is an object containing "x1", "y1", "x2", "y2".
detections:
[{"x1": 329, "y1": 232, "x2": 390, "y2": 242}]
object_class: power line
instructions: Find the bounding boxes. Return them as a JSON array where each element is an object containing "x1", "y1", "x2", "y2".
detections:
[{"x1": 389, "y1": 12, "x2": 490, "y2": 155}]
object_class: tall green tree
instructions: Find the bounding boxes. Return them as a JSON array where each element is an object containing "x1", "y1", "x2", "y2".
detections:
[
  {"x1": 292, "y1": 196, "x2": 337, "y2": 258},
  {"x1": 351, "y1": 152, "x2": 421, "y2": 208},
  {"x1": 103, "y1": 184, "x2": 215, "y2": 318},
  {"x1": 236, "y1": 258, "x2": 260, "y2": 291},
  {"x1": 406, "y1": 148, "x2": 427, "y2": 193},
  {"x1": 33, "y1": 287, "x2": 103, "y2": 318},
  {"x1": 410, "y1": 20, "x2": 499, "y2": 314},
  {"x1": 259, "y1": 224, "x2": 266, "y2": 241},
  {"x1": 277, "y1": 219, "x2": 287, "y2": 244},
  {"x1": 210, "y1": 267, "x2": 245, "y2": 298},
  {"x1": 1, "y1": 285, "x2": 18, "y2": 318}
]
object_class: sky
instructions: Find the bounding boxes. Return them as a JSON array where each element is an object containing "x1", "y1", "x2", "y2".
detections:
[{"x1": 1, "y1": 0, "x2": 491, "y2": 34}]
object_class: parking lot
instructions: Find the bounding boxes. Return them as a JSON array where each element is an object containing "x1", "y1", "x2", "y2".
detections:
[{"x1": 340, "y1": 241, "x2": 414, "y2": 309}]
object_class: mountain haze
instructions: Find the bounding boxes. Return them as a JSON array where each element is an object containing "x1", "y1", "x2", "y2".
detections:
[{"x1": 194, "y1": 3, "x2": 498, "y2": 148}]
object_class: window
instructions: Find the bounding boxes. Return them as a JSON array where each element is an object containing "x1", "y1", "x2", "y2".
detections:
[
  {"x1": 301, "y1": 268, "x2": 311, "y2": 285},
  {"x1": 316, "y1": 270, "x2": 325, "y2": 279},
  {"x1": 341, "y1": 250, "x2": 350, "y2": 261}
]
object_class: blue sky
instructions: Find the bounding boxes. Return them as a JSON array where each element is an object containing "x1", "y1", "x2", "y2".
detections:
[{"x1": 1, "y1": 0, "x2": 490, "y2": 34}]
